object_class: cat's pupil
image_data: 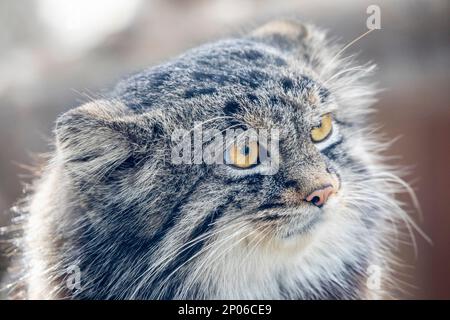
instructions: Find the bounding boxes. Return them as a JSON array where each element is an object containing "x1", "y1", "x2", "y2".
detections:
[{"x1": 241, "y1": 146, "x2": 250, "y2": 156}]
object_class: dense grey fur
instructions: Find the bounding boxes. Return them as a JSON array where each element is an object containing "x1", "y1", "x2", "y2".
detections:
[{"x1": 7, "y1": 20, "x2": 414, "y2": 299}]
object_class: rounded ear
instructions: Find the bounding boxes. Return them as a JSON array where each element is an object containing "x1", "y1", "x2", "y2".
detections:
[
  {"x1": 54, "y1": 100, "x2": 165, "y2": 179},
  {"x1": 55, "y1": 100, "x2": 131, "y2": 164},
  {"x1": 250, "y1": 19, "x2": 331, "y2": 74},
  {"x1": 250, "y1": 19, "x2": 309, "y2": 41}
]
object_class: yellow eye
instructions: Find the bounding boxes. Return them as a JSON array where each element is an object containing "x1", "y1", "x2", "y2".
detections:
[
  {"x1": 225, "y1": 140, "x2": 259, "y2": 169},
  {"x1": 311, "y1": 113, "x2": 333, "y2": 143}
]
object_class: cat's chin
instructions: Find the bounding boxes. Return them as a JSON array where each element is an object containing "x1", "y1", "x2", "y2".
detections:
[
  {"x1": 250, "y1": 210, "x2": 325, "y2": 253},
  {"x1": 281, "y1": 213, "x2": 322, "y2": 238},
  {"x1": 265, "y1": 226, "x2": 318, "y2": 254}
]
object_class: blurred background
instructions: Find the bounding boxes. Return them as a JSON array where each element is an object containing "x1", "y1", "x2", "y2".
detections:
[{"x1": 0, "y1": 0, "x2": 448, "y2": 299}]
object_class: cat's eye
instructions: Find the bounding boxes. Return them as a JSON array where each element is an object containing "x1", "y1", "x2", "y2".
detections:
[
  {"x1": 224, "y1": 140, "x2": 259, "y2": 169},
  {"x1": 311, "y1": 113, "x2": 333, "y2": 143}
]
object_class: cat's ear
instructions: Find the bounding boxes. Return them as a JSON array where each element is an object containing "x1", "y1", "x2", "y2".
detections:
[
  {"x1": 250, "y1": 19, "x2": 309, "y2": 42},
  {"x1": 250, "y1": 20, "x2": 329, "y2": 71},
  {"x1": 54, "y1": 100, "x2": 162, "y2": 172}
]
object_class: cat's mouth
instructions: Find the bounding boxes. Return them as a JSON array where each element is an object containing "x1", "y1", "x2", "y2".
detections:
[
  {"x1": 281, "y1": 213, "x2": 323, "y2": 238},
  {"x1": 253, "y1": 203, "x2": 327, "y2": 239}
]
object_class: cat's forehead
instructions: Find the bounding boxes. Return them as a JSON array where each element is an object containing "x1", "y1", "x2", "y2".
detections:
[
  {"x1": 115, "y1": 38, "x2": 332, "y2": 124},
  {"x1": 180, "y1": 39, "x2": 330, "y2": 106}
]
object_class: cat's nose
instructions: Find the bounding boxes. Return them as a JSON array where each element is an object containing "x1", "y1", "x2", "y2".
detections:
[{"x1": 304, "y1": 185, "x2": 336, "y2": 207}]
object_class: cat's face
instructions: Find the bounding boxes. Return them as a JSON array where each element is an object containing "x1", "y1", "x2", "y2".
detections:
[
  {"x1": 146, "y1": 50, "x2": 371, "y2": 251},
  {"x1": 57, "y1": 33, "x2": 378, "y2": 252},
  {"x1": 172, "y1": 80, "x2": 345, "y2": 245}
]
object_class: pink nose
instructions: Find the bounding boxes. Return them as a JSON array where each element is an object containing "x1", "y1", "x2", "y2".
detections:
[{"x1": 305, "y1": 185, "x2": 336, "y2": 207}]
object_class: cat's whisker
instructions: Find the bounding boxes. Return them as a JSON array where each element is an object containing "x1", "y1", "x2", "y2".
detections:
[
  {"x1": 320, "y1": 28, "x2": 376, "y2": 79},
  {"x1": 236, "y1": 224, "x2": 272, "y2": 271},
  {"x1": 323, "y1": 64, "x2": 376, "y2": 86},
  {"x1": 155, "y1": 222, "x2": 252, "y2": 298},
  {"x1": 368, "y1": 172, "x2": 424, "y2": 222},
  {"x1": 129, "y1": 218, "x2": 250, "y2": 298},
  {"x1": 181, "y1": 223, "x2": 268, "y2": 298},
  {"x1": 147, "y1": 218, "x2": 247, "y2": 275},
  {"x1": 203, "y1": 223, "x2": 267, "y2": 271},
  {"x1": 344, "y1": 191, "x2": 420, "y2": 258},
  {"x1": 351, "y1": 179, "x2": 430, "y2": 252}
]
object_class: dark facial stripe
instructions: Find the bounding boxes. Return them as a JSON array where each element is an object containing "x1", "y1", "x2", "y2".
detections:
[
  {"x1": 334, "y1": 118, "x2": 354, "y2": 128},
  {"x1": 320, "y1": 137, "x2": 369, "y2": 175},
  {"x1": 77, "y1": 176, "x2": 207, "y2": 298},
  {"x1": 253, "y1": 213, "x2": 283, "y2": 222},
  {"x1": 152, "y1": 193, "x2": 237, "y2": 299},
  {"x1": 147, "y1": 176, "x2": 206, "y2": 250},
  {"x1": 257, "y1": 203, "x2": 285, "y2": 211},
  {"x1": 321, "y1": 137, "x2": 344, "y2": 160}
]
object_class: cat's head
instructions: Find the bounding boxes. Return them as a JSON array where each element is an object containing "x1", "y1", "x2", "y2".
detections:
[{"x1": 53, "y1": 21, "x2": 398, "y2": 297}]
